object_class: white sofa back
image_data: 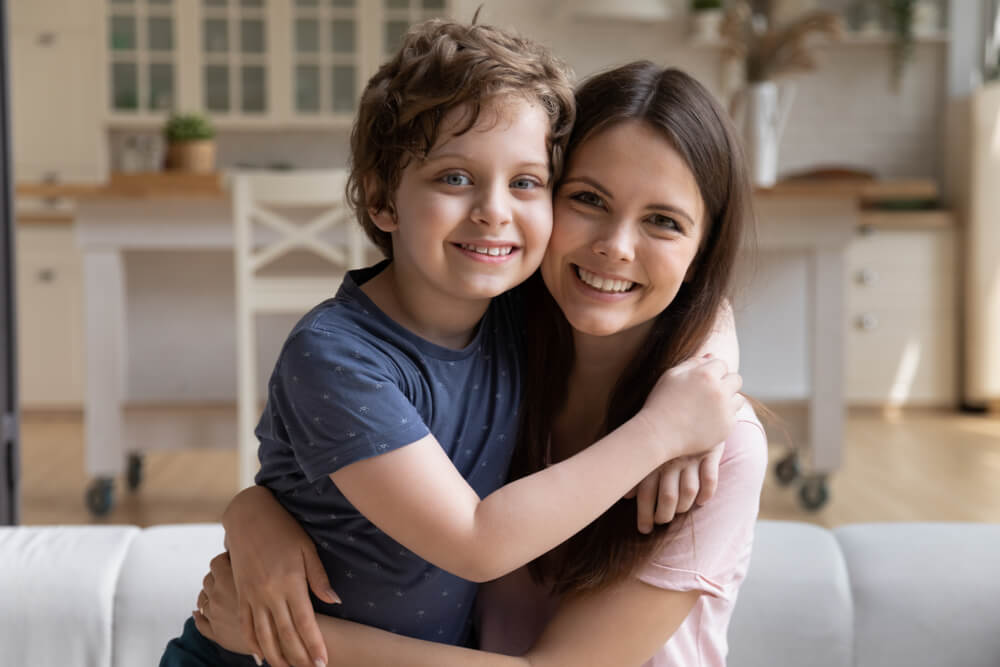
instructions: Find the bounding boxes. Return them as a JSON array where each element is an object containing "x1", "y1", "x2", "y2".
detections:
[{"x1": 2, "y1": 521, "x2": 999, "y2": 667}]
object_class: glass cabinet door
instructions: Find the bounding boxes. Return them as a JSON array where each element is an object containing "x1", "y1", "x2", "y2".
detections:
[
  {"x1": 381, "y1": 0, "x2": 445, "y2": 57},
  {"x1": 290, "y1": 0, "x2": 359, "y2": 116},
  {"x1": 201, "y1": 0, "x2": 269, "y2": 115},
  {"x1": 109, "y1": 0, "x2": 177, "y2": 113}
]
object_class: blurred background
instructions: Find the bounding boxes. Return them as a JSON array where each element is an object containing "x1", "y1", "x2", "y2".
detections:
[{"x1": 2, "y1": 0, "x2": 999, "y2": 527}]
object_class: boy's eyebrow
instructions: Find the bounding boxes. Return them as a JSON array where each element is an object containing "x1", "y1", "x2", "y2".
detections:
[
  {"x1": 424, "y1": 152, "x2": 549, "y2": 172},
  {"x1": 562, "y1": 176, "x2": 697, "y2": 228}
]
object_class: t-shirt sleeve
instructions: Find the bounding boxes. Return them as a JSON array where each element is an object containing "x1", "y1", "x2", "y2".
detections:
[
  {"x1": 636, "y1": 405, "x2": 768, "y2": 601},
  {"x1": 261, "y1": 325, "x2": 431, "y2": 483}
]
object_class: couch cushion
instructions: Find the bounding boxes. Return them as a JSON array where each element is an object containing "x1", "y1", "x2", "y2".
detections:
[
  {"x1": 0, "y1": 525, "x2": 139, "y2": 667},
  {"x1": 836, "y1": 523, "x2": 1000, "y2": 667},
  {"x1": 729, "y1": 520, "x2": 853, "y2": 667},
  {"x1": 113, "y1": 523, "x2": 225, "y2": 667}
]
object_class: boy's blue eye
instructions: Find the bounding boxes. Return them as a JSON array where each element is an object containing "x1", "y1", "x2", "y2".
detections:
[
  {"x1": 442, "y1": 173, "x2": 471, "y2": 186},
  {"x1": 511, "y1": 177, "x2": 538, "y2": 190}
]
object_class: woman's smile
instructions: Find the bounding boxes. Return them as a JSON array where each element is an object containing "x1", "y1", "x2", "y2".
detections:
[{"x1": 542, "y1": 119, "x2": 706, "y2": 339}]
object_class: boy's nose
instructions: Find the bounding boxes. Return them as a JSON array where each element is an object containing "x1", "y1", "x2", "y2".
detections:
[
  {"x1": 471, "y1": 184, "x2": 512, "y2": 227},
  {"x1": 592, "y1": 220, "x2": 636, "y2": 262}
]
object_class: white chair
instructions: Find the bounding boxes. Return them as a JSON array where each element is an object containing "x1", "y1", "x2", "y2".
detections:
[{"x1": 232, "y1": 169, "x2": 367, "y2": 489}]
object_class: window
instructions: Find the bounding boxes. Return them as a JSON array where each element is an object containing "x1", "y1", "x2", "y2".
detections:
[
  {"x1": 201, "y1": 0, "x2": 269, "y2": 114},
  {"x1": 291, "y1": 0, "x2": 360, "y2": 114}
]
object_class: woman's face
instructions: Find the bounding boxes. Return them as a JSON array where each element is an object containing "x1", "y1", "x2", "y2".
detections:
[{"x1": 541, "y1": 120, "x2": 706, "y2": 340}]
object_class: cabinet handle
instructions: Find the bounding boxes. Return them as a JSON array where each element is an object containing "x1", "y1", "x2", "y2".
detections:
[
  {"x1": 37, "y1": 269, "x2": 56, "y2": 283},
  {"x1": 37, "y1": 32, "x2": 57, "y2": 47},
  {"x1": 855, "y1": 313, "x2": 879, "y2": 331},
  {"x1": 855, "y1": 268, "x2": 879, "y2": 286}
]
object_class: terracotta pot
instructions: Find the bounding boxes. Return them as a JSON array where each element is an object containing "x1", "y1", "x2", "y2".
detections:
[{"x1": 165, "y1": 140, "x2": 216, "y2": 173}]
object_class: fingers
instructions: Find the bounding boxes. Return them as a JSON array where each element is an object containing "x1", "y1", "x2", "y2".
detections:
[
  {"x1": 239, "y1": 602, "x2": 265, "y2": 667},
  {"x1": 653, "y1": 463, "x2": 681, "y2": 525},
  {"x1": 733, "y1": 392, "x2": 747, "y2": 412},
  {"x1": 270, "y1": 599, "x2": 316, "y2": 667},
  {"x1": 624, "y1": 484, "x2": 638, "y2": 499},
  {"x1": 192, "y1": 609, "x2": 213, "y2": 641},
  {"x1": 253, "y1": 606, "x2": 290, "y2": 667},
  {"x1": 696, "y1": 443, "x2": 724, "y2": 506},
  {"x1": 635, "y1": 472, "x2": 659, "y2": 534},
  {"x1": 303, "y1": 546, "x2": 341, "y2": 606},
  {"x1": 676, "y1": 463, "x2": 700, "y2": 516},
  {"x1": 290, "y1": 595, "x2": 329, "y2": 667},
  {"x1": 722, "y1": 371, "x2": 743, "y2": 395}
]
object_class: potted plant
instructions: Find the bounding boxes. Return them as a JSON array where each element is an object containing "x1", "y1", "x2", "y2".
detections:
[
  {"x1": 163, "y1": 112, "x2": 216, "y2": 173},
  {"x1": 691, "y1": 0, "x2": 726, "y2": 43}
]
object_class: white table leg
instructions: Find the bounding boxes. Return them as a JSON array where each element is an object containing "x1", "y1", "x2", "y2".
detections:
[
  {"x1": 84, "y1": 250, "x2": 127, "y2": 478},
  {"x1": 808, "y1": 246, "x2": 845, "y2": 474}
]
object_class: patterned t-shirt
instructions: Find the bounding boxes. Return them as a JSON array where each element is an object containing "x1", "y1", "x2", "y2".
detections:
[{"x1": 255, "y1": 260, "x2": 523, "y2": 645}]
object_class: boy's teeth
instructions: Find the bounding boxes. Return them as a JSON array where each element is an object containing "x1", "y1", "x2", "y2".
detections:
[
  {"x1": 576, "y1": 267, "x2": 635, "y2": 293},
  {"x1": 461, "y1": 244, "x2": 513, "y2": 256}
]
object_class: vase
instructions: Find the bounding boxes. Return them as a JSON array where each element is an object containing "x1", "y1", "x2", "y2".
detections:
[
  {"x1": 690, "y1": 9, "x2": 724, "y2": 43},
  {"x1": 164, "y1": 139, "x2": 216, "y2": 173},
  {"x1": 731, "y1": 81, "x2": 796, "y2": 188}
]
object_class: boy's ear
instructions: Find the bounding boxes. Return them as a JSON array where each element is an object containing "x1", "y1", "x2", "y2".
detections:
[
  {"x1": 364, "y1": 173, "x2": 398, "y2": 232},
  {"x1": 369, "y1": 203, "x2": 398, "y2": 233}
]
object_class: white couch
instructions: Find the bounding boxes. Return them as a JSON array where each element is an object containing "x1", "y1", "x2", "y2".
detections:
[{"x1": 2, "y1": 521, "x2": 999, "y2": 666}]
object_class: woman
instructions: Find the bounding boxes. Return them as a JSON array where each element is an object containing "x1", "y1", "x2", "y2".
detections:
[{"x1": 197, "y1": 61, "x2": 765, "y2": 666}]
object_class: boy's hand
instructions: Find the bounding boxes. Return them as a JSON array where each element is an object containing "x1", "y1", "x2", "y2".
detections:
[
  {"x1": 638, "y1": 355, "x2": 743, "y2": 463},
  {"x1": 627, "y1": 441, "x2": 724, "y2": 533},
  {"x1": 223, "y1": 486, "x2": 339, "y2": 667}
]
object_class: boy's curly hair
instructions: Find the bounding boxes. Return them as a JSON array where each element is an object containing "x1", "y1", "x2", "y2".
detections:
[{"x1": 347, "y1": 19, "x2": 576, "y2": 258}]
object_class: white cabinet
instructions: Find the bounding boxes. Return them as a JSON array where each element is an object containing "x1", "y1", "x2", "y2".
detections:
[
  {"x1": 845, "y1": 224, "x2": 958, "y2": 406},
  {"x1": 105, "y1": 0, "x2": 451, "y2": 127},
  {"x1": 9, "y1": 2, "x2": 104, "y2": 183},
  {"x1": 15, "y1": 224, "x2": 86, "y2": 409}
]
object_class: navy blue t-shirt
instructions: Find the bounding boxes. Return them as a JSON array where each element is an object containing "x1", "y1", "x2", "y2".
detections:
[{"x1": 254, "y1": 261, "x2": 523, "y2": 645}]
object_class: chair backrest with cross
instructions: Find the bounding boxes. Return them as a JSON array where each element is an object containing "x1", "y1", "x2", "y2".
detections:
[{"x1": 232, "y1": 168, "x2": 368, "y2": 487}]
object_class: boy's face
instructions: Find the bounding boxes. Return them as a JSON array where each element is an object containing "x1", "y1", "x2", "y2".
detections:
[{"x1": 372, "y1": 97, "x2": 553, "y2": 306}]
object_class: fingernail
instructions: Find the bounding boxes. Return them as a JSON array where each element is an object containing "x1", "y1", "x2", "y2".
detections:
[
  {"x1": 253, "y1": 654, "x2": 263, "y2": 666},
  {"x1": 315, "y1": 660, "x2": 327, "y2": 667},
  {"x1": 328, "y1": 588, "x2": 342, "y2": 604},
  {"x1": 703, "y1": 353, "x2": 713, "y2": 358}
]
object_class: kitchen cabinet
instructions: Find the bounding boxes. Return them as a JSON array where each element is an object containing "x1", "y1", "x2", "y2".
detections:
[
  {"x1": 16, "y1": 223, "x2": 86, "y2": 409},
  {"x1": 105, "y1": 0, "x2": 450, "y2": 127},
  {"x1": 845, "y1": 221, "x2": 958, "y2": 406},
  {"x1": 9, "y1": 3, "x2": 104, "y2": 184}
]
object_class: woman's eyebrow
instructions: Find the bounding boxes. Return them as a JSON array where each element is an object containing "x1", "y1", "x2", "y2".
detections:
[{"x1": 561, "y1": 176, "x2": 613, "y2": 200}]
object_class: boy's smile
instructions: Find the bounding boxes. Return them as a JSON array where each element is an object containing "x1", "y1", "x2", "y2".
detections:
[{"x1": 367, "y1": 97, "x2": 553, "y2": 347}]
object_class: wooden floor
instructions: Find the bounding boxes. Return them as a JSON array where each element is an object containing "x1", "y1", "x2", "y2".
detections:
[{"x1": 15, "y1": 408, "x2": 1000, "y2": 528}]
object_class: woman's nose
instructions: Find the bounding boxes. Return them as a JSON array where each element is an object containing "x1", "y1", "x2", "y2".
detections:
[{"x1": 591, "y1": 220, "x2": 636, "y2": 262}]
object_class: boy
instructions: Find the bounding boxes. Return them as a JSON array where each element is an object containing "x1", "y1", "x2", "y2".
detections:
[{"x1": 163, "y1": 18, "x2": 740, "y2": 667}]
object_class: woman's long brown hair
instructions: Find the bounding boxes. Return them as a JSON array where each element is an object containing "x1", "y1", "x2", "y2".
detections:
[{"x1": 510, "y1": 62, "x2": 755, "y2": 594}]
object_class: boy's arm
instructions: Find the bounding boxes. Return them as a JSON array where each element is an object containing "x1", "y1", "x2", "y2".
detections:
[{"x1": 330, "y1": 353, "x2": 739, "y2": 584}]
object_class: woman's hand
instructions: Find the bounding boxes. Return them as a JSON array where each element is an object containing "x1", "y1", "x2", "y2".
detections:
[
  {"x1": 223, "y1": 485, "x2": 340, "y2": 667},
  {"x1": 628, "y1": 440, "x2": 724, "y2": 532},
  {"x1": 193, "y1": 553, "x2": 258, "y2": 661}
]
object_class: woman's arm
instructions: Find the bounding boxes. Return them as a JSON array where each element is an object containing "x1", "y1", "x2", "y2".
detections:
[{"x1": 197, "y1": 551, "x2": 698, "y2": 667}]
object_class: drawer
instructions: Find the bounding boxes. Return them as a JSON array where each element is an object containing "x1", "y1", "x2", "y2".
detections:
[
  {"x1": 848, "y1": 227, "x2": 955, "y2": 270},
  {"x1": 847, "y1": 311, "x2": 957, "y2": 405},
  {"x1": 16, "y1": 227, "x2": 85, "y2": 408}
]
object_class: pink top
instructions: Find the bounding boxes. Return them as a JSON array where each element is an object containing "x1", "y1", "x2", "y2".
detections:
[{"x1": 479, "y1": 405, "x2": 768, "y2": 666}]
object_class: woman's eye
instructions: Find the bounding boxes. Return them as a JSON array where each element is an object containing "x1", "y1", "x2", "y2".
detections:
[
  {"x1": 570, "y1": 190, "x2": 604, "y2": 208},
  {"x1": 442, "y1": 173, "x2": 471, "y2": 186},
  {"x1": 511, "y1": 177, "x2": 539, "y2": 190},
  {"x1": 648, "y1": 214, "x2": 680, "y2": 230}
]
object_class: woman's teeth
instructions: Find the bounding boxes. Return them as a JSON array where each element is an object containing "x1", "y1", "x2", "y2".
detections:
[
  {"x1": 576, "y1": 267, "x2": 635, "y2": 293},
  {"x1": 460, "y1": 244, "x2": 514, "y2": 256}
]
